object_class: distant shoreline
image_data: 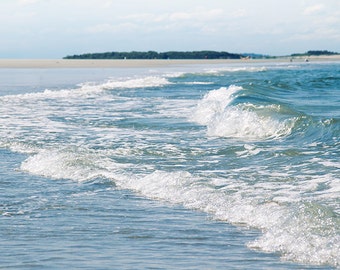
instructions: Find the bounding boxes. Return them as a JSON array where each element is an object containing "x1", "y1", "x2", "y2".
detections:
[{"x1": 1, "y1": 56, "x2": 340, "y2": 68}]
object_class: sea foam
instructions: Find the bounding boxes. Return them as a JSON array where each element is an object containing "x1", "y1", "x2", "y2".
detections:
[
  {"x1": 0, "y1": 75, "x2": 171, "y2": 101},
  {"x1": 19, "y1": 145, "x2": 340, "y2": 266},
  {"x1": 2, "y1": 63, "x2": 339, "y2": 268},
  {"x1": 191, "y1": 85, "x2": 295, "y2": 140}
]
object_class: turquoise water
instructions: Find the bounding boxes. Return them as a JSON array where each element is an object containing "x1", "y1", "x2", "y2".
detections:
[{"x1": 0, "y1": 62, "x2": 339, "y2": 269}]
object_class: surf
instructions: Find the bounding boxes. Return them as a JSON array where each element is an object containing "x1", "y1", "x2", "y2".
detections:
[
  {"x1": 190, "y1": 85, "x2": 297, "y2": 140},
  {"x1": 1, "y1": 62, "x2": 339, "y2": 268}
]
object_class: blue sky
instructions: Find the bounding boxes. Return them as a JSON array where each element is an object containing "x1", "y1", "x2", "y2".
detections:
[{"x1": 1, "y1": 0, "x2": 339, "y2": 58}]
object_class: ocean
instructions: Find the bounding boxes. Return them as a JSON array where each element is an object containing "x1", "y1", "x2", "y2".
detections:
[{"x1": 0, "y1": 61, "x2": 339, "y2": 269}]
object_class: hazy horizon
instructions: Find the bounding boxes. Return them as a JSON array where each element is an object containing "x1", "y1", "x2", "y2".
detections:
[{"x1": 1, "y1": 0, "x2": 339, "y2": 59}]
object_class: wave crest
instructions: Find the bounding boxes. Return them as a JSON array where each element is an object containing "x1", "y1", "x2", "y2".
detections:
[
  {"x1": 191, "y1": 86, "x2": 295, "y2": 140},
  {"x1": 0, "y1": 76, "x2": 171, "y2": 101}
]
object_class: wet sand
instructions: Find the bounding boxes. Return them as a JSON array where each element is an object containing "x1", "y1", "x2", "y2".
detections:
[{"x1": 0, "y1": 56, "x2": 339, "y2": 68}]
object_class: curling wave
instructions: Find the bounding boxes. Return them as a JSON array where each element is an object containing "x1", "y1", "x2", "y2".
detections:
[{"x1": 190, "y1": 85, "x2": 296, "y2": 140}]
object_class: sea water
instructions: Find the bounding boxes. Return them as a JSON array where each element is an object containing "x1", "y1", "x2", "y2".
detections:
[{"x1": 0, "y1": 62, "x2": 339, "y2": 269}]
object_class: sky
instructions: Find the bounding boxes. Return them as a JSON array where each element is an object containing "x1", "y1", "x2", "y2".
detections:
[{"x1": 1, "y1": 0, "x2": 339, "y2": 58}]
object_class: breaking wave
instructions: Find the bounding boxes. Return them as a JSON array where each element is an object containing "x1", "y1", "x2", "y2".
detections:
[{"x1": 190, "y1": 85, "x2": 296, "y2": 140}]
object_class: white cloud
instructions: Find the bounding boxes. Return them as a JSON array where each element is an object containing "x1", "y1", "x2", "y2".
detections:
[
  {"x1": 169, "y1": 12, "x2": 191, "y2": 21},
  {"x1": 86, "y1": 23, "x2": 139, "y2": 34},
  {"x1": 168, "y1": 9, "x2": 224, "y2": 21},
  {"x1": 101, "y1": 7, "x2": 226, "y2": 36},
  {"x1": 121, "y1": 13, "x2": 162, "y2": 22},
  {"x1": 2, "y1": 0, "x2": 340, "y2": 57},
  {"x1": 303, "y1": 4, "x2": 324, "y2": 15},
  {"x1": 231, "y1": 9, "x2": 248, "y2": 18},
  {"x1": 121, "y1": 8, "x2": 224, "y2": 24},
  {"x1": 18, "y1": 0, "x2": 40, "y2": 5},
  {"x1": 103, "y1": 0, "x2": 113, "y2": 8}
]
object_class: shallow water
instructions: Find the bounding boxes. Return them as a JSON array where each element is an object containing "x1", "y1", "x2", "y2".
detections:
[{"x1": 1, "y1": 62, "x2": 339, "y2": 269}]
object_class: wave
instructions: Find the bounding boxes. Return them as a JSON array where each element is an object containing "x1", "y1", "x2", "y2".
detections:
[
  {"x1": 190, "y1": 86, "x2": 241, "y2": 124},
  {"x1": 3, "y1": 63, "x2": 339, "y2": 267},
  {"x1": 0, "y1": 75, "x2": 172, "y2": 101},
  {"x1": 190, "y1": 86, "x2": 296, "y2": 140},
  {"x1": 19, "y1": 148, "x2": 340, "y2": 266},
  {"x1": 20, "y1": 148, "x2": 129, "y2": 182},
  {"x1": 204, "y1": 66, "x2": 268, "y2": 74},
  {"x1": 183, "y1": 81, "x2": 214, "y2": 85},
  {"x1": 128, "y1": 171, "x2": 339, "y2": 267},
  {"x1": 99, "y1": 76, "x2": 172, "y2": 89}
]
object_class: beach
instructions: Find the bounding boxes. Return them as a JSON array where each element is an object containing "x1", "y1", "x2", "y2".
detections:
[{"x1": 1, "y1": 55, "x2": 340, "y2": 68}]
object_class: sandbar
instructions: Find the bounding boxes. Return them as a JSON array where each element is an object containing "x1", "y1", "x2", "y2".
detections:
[{"x1": 0, "y1": 56, "x2": 339, "y2": 68}]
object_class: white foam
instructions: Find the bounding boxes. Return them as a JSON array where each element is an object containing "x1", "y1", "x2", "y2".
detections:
[
  {"x1": 0, "y1": 84, "x2": 101, "y2": 100},
  {"x1": 204, "y1": 66, "x2": 267, "y2": 74},
  {"x1": 316, "y1": 159, "x2": 340, "y2": 169},
  {"x1": 183, "y1": 81, "x2": 214, "y2": 85},
  {"x1": 100, "y1": 76, "x2": 172, "y2": 89},
  {"x1": 191, "y1": 86, "x2": 295, "y2": 140},
  {"x1": 235, "y1": 144, "x2": 262, "y2": 157},
  {"x1": 20, "y1": 149, "x2": 129, "y2": 182},
  {"x1": 190, "y1": 85, "x2": 242, "y2": 125},
  {"x1": 156, "y1": 99, "x2": 197, "y2": 119},
  {"x1": 248, "y1": 203, "x2": 340, "y2": 266},
  {"x1": 17, "y1": 142, "x2": 339, "y2": 267},
  {"x1": 207, "y1": 107, "x2": 295, "y2": 140},
  {"x1": 115, "y1": 170, "x2": 339, "y2": 266},
  {"x1": 20, "y1": 149, "x2": 100, "y2": 181},
  {"x1": 3, "y1": 66, "x2": 338, "y2": 267},
  {"x1": 0, "y1": 75, "x2": 171, "y2": 101}
]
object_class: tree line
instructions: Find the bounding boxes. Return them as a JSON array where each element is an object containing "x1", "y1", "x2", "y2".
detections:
[
  {"x1": 63, "y1": 50, "x2": 244, "y2": 60},
  {"x1": 291, "y1": 50, "x2": 339, "y2": 57}
]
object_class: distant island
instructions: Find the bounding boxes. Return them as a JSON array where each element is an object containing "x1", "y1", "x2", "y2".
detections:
[
  {"x1": 64, "y1": 51, "x2": 247, "y2": 60},
  {"x1": 63, "y1": 50, "x2": 338, "y2": 60},
  {"x1": 291, "y1": 50, "x2": 339, "y2": 57}
]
